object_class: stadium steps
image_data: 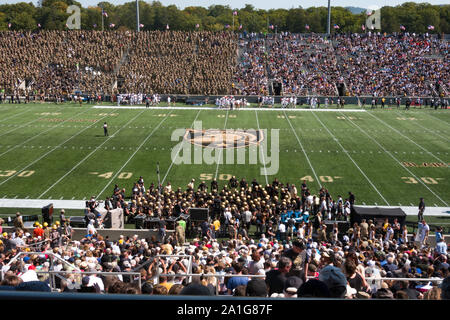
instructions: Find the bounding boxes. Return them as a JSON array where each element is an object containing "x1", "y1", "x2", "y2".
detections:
[
  {"x1": 426, "y1": 80, "x2": 440, "y2": 97},
  {"x1": 112, "y1": 47, "x2": 131, "y2": 91},
  {"x1": 439, "y1": 83, "x2": 449, "y2": 97}
]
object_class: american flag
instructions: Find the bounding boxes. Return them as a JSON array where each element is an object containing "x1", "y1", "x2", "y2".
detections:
[
  {"x1": 37, "y1": 23, "x2": 41, "y2": 28},
  {"x1": 93, "y1": 24, "x2": 97, "y2": 28},
  {"x1": 8, "y1": 23, "x2": 11, "y2": 28},
  {"x1": 233, "y1": 11, "x2": 238, "y2": 16},
  {"x1": 195, "y1": 24, "x2": 199, "y2": 28},
  {"x1": 400, "y1": 25, "x2": 406, "y2": 31},
  {"x1": 139, "y1": 24, "x2": 144, "y2": 28},
  {"x1": 239, "y1": 24, "x2": 243, "y2": 30},
  {"x1": 305, "y1": 24, "x2": 310, "y2": 30},
  {"x1": 427, "y1": 25, "x2": 434, "y2": 30},
  {"x1": 334, "y1": 24, "x2": 339, "y2": 29},
  {"x1": 269, "y1": 24, "x2": 274, "y2": 30},
  {"x1": 362, "y1": 24, "x2": 365, "y2": 31},
  {"x1": 225, "y1": 24, "x2": 230, "y2": 29},
  {"x1": 166, "y1": 24, "x2": 169, "y2": 30},
  {"x1": 103, "y1": 11, "x2": 108, "y2": 17},
  {"x1": 109, "y1": 23, "x2": 115, "y2": 28}
]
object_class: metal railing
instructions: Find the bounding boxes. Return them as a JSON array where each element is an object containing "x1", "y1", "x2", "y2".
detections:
[
  {"x1": 35, "y1": 270, "x2": 142, "y2": 292},
  {"x1": 6, "y1": 264, "x2": 444, "y2": 295}
]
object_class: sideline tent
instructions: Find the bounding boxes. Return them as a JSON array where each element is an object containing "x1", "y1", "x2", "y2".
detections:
[{"x1": 350, "y1": 206, "x2": 407, "y2": 228}]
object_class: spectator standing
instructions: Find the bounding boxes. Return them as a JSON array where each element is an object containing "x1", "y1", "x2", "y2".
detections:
[
  {"x1": 436, "y1": 238, "x2": 447, "y2": 256},
  {"x1": 175, "y1": 221, "x2": 185, "y2": 247},
  {"x1": 415, "y1": 220, "x2": 430, "y2": 249},
  {"x1": 265, "y1": 257, "x2": 292, "y2": 296},
  {"x1": 103, "y1": 122, "x2": 108, "y2": 137},
  {"x1": 418, "y1": 198, "x2": 425, "y2": 221},
  {"x1": 226, "y1": 262, "x2": 249, "y2": 294}
]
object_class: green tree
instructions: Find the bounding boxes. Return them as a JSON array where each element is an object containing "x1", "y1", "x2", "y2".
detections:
[{"x1": 0, "y1": 2, "x2": 37, "y2": 30}]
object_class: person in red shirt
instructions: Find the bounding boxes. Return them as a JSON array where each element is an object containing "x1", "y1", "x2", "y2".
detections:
[{"x1": 33, "y1": 223, "x2": 45, "y2": 239}]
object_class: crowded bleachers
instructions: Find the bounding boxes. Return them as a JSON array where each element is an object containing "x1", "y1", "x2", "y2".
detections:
[
  {"x1": 334, "y1": 32, "x2": 449, "y2": 97},
  {"x1": 118, "y1": 31, "x2": 237, "y2": 95},
  {"x1": 234, "y1": 32, "x2": 449, "y2": 98},
  {"x1": 0, "y1": 30, "x2": 131, "y2": 98},
  {"x1": 0, "y1": 176, "x2": 448, "y2": 299},
  {"x1": 0, "y1": 30, "x2": 448, "y2": 100}
]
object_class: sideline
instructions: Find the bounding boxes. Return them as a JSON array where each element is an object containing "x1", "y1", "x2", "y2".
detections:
[
  {"x1": 0, "y1": 199, "x2": 448, "y2": 216},
  {"x1": 93, "y1": 105, "x2": 368, "y2": 112}
]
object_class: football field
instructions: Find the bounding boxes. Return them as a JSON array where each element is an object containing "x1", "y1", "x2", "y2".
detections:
[{"x1": 0, "y1": 102, "x2": 448, "y2": 207}]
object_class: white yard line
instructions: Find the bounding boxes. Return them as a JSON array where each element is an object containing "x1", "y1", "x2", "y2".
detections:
[
  {"x1": 393, "y1": 111, "x2": 450, "y2": 143},
  {"x1": 0, "y1": 106, "x2": 65, "y2": 138},
  {"x1": 0, "y1": 110, "x2": 120, "y2": 188},
  {"x1": 341, "y1": 112, "x2": 448, "y2": 207},
  {"x1": 255, "y1": 110, "x2": 269, "y2": 185},
  {"x1": 93, "y1": 105, "x2": 367, "y2": 112},
  {"x1": 0, "y1": 108, "x2": 92, "y2": 158},
  {"x1": 95, "y1": 111, "x2": 173, "y2": 198},
  {"x1": 214, "y1": 110, "x2": 229, "y2": 180},
  {"x1": 0, "y1": 106, "x2": 34, "y2": 123},
  {"x1": 283, "y1": 110, "x2": 321, "y2": 190},
  {"x1": 311, "y1": 111, "x2": 390, "y2": 205},
  {"x1": 417, "y1": 112, "x2": 450, "y2": 127},
  {"x1": 367, "y1": 112, "x2": 448, "y2": 166},
  {"x1": 161, "y1": 109, "x2": 202, "y2": 185},
  {"x1": 37, "y1": 109, "x2": 146, "y2": 199}
]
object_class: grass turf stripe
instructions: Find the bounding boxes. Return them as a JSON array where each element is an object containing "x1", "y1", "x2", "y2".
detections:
[
  {"x1": 161, "y1": 109, "x2": 202, "y2": 186},
  {"x1": 311, "y1": 110, "x2": 390, "y2": 205},
  {"x1": 367, "y1": 111, "x2": 448, "y2": 166},
  {"x1": 37, "y1": 109, "x2": 146, "y2": 199},
  {"x1": 340, "y1": 112, "x2": 448, "y2": 207},
  {"x1": 95, "y1": 111, "x2": 174, "y2": 198},
  {"x1": 0, "y1": 109, "x2": 120, "y2": 189}
]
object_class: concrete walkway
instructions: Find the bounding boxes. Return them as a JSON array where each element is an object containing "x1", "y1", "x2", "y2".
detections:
[
  {"x1": 0, "y1": 198, "x2": 448, "y2": 216},
  {"x1": 0, "y1": 199, "x2": 87, "y2": 210}
]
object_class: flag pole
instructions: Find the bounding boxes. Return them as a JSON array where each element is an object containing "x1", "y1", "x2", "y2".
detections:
[
  {"x1": 136, "y1": 0, "x2": 140, "y2": 32},
  {"x1": 101, "y1": 6, "x2": 104, "y2": 31},
  {"x1": 327, "y1": 0, "x2": 331, "y2": 36}
]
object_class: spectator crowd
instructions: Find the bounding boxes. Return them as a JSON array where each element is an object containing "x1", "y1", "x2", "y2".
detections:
[
  {"x1": 233, "y1": 32, "x2": 448, "y2": 98},
  {"x1": 0, "y1": 176, "x2": 448, "y2": 299},
  {"x1": 0, "y1": 30, "x2": 447, "y2": 102}
]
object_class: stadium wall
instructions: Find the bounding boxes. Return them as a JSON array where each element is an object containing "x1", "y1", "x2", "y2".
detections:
[
  {"x1": 4, "y1": 94, "x2": 448, "y2": 105},
  {"x1": 2, "y1": 226, "x2": 174, "y2": 242}
]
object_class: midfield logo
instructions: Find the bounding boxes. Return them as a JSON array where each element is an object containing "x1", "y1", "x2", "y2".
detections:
[
  {"x1": 171, "y1": 121, "x2": 279, "y2": 175},
  {"x1": 184, "y1": 128, "x2": 264, "y2": 149}
]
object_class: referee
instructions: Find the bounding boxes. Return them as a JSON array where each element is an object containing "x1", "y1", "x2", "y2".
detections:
[{"x1": 103, "y1": 122, "x2": 108, "y2": 136}]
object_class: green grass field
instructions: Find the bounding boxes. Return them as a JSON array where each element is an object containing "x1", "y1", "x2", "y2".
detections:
[{"x1": 0, "y1": 102, "x2": 448, "y2": 208}]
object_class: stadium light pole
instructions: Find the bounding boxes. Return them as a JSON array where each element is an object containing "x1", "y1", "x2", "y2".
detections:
[
  {"x1": 136, "y1": 0, "x2": 140, "y2": 32},
  {"x1": 100, "y1": 4, "x2": 104, "y2": 31},
  {"x1": 327, "y1": 0, "x2": 331, "y2": 36}
]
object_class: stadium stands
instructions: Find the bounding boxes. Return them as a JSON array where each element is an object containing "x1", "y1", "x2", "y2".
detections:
[
  {"x1": 1, "y1": 176, "x2": 448, "y2": 298},
  {"x1": 0, "y1": 31, "x2": 448, "y2": 100}
]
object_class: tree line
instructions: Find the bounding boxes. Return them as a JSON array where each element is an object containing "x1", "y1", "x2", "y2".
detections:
[{"x1": 0, "y1": 0, "x2": 448, "y2": 34}]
